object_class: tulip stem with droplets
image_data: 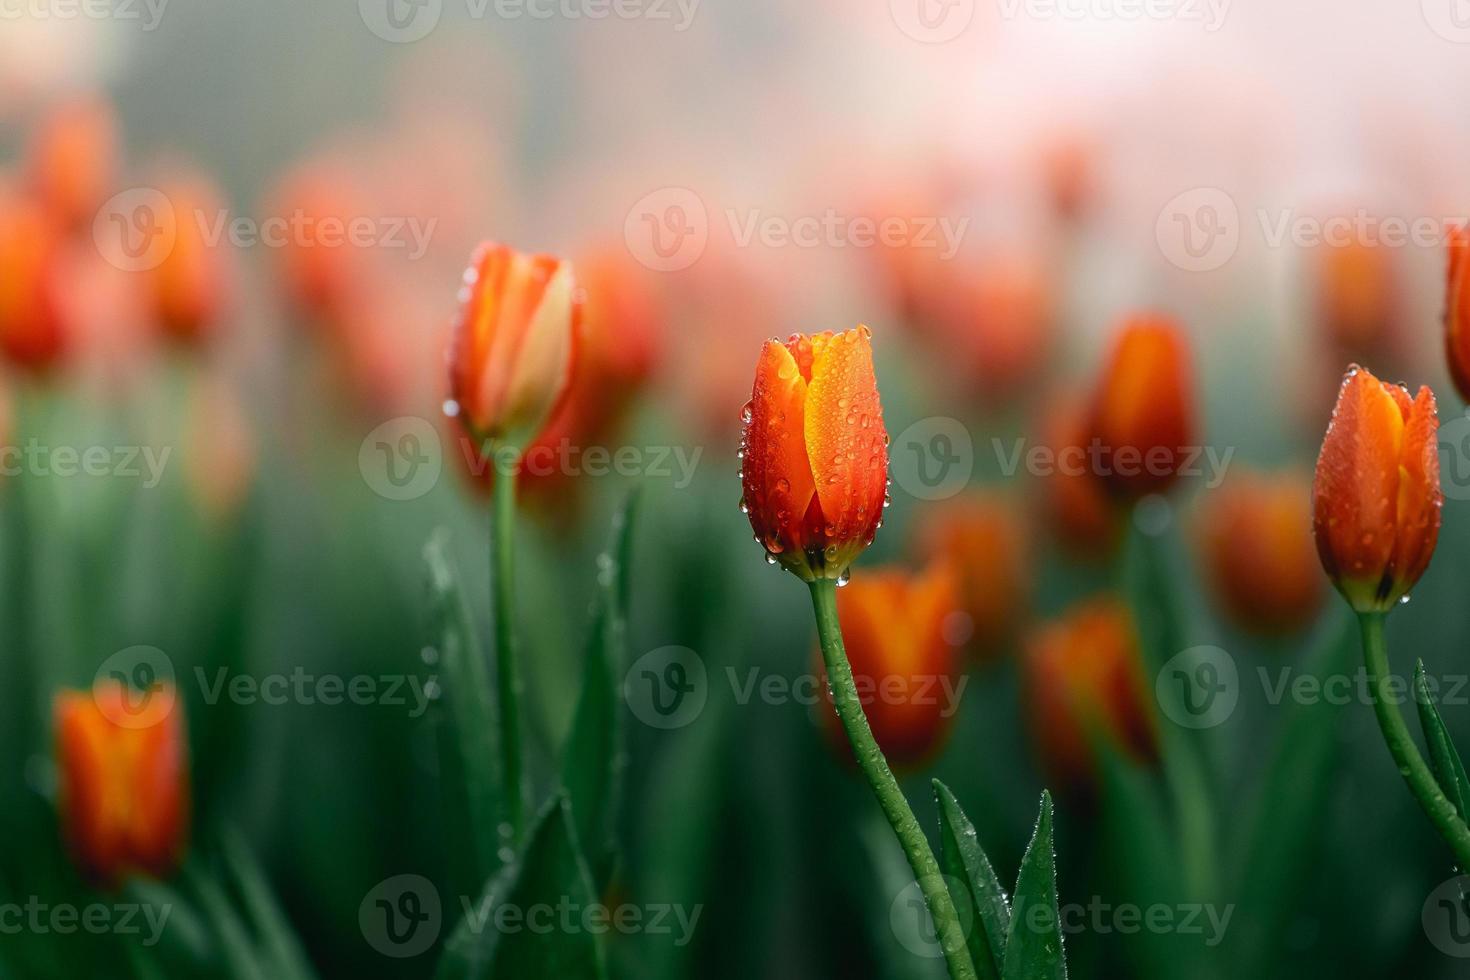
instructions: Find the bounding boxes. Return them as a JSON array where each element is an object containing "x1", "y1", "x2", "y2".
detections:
[
  {"x1": 491, "y1": 444, "x2": 525, "y2": 846},
  {"x1": 1359, "y1": 612, "x2": 1470, "y2": 869},
  {"x1": 809, "y1": 578, "x2": 978, "y2": 980}
]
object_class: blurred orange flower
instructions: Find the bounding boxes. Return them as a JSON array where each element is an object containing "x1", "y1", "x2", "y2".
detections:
[
  {"x1": 914, "y1": 493, "x2": 1029, "y2": 661},
  {"x1": 816, "y1": 561, "x2": 963, "y2": 768},
  {"x1": 1089, "y1": 313, "x2": 1196, "y2": 500},
  {"x1": 267, "y1": 160, "x2": 371, "y2": 328},
  {"x1": 150, "y1": 171, "x2": 231, "y2": 345},
  {"x1": 927, "y1": 255, "x2": 1056, "y2": 402},
  {"x1": 26, "y1": 95, "x2": 118, "y2": 232},
  {"x1": 54, "y1": 683, "x2": 189, "y2": 886},
  {"x1": 1444, "y1": 223, "x2": 1470, "y2": 404},
  {"x1": 1197, "y1": 469, "x2": 1322, "y2": 634},
  {"x1": 184, "y1": 375, "x2": 256, "y2": 523},
  {"x1": 1023, "y1": 598, "x2": 1156, "y2": 790},
  {"x1": 1315, "y1": 238, "x2": 1398, "y2": 357},
  {"x1": 0, "y1": 193, "x2": 69, "y2": 371},
  {"x1": 448, "y1": 242, "x2": 580, "y2": 457},
  {"x1": 1036, "y1": 394, "x2": 1121, "y2": 559},
  {"x1": 740, "y1": 326, "x2": 889, "y2": 582},
  {"x1": 1312, "y1": 365, "x2": 1441, "y2": 613}
]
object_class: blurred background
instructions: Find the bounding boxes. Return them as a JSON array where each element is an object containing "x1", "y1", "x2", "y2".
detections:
[{"x1": 6, "y1": 0, "x2": 1470, "y2": 977}]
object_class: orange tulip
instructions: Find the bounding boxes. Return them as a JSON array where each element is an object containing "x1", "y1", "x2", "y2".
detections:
[
  {"x1": 740, "y1": 326, "x2": 889, "y2": 582},
  {"x1": 1444, "y1": 223, "x2": 1470, "y2": 403},
  {"x1": 1037, "y1": 394, "x2": 1121, "y2": 559},
  {"x1": 914, "y1": 493, "x2": 1029, "y2": 661},
  {"x1": 54, "y1": 683, "x2": 189, "y2": 885},
  {"x1": 1089, "y1": 314, "x2": 1196, "y2": 499},
  {"x1": 448, "y1": 242, "x2": 580, "y2": 456},
  {"x1": 1198, "y1": 469, "x2": 1322, "y2": 633},
  {"x1": 816, "y1": 562, "x2": 963, "y2": 768},
  {"x1": 1316, "y1": 237, "x2": 1398, "y2": 356},
  {"x1": 925, "y1": 255, "x2": 1055, "y2": 401},
  {"x1": 1312, "y1": 365, "x2": 1441, "y2": 613},
  {"x1": 1023, "y1": 598, "x2": 1156, "y2": 789},
  {"x1": 0, "y1": 193, "x2": 68, "y2": 370},
  {"x1": 150, "y1": 171, "x2": 231, "y2": 344},
  {"x1": 268, "y1": 160, "x2": 371, "y2": 328},
  {"x1": 26, "y1": 95, "x2": 118, "y2": 231}
]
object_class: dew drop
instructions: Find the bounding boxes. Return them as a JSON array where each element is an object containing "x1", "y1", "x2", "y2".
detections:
[
  {"x1": 442, "y1": 399, "x2": 461, "y2": 418},
  {"x1": 836, "y1": 568, "x2": 851, "y2": 587}
]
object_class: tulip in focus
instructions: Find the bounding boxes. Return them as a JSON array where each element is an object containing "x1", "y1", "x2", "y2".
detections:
[
  {"x1": 1023, "y1": 598, "x2": 1156, "y2": 790},
  {"x1": 0, "y1": 194, "x2": 68, "y2": 370},
  {"x1": 1089, "y1": 314, "x2": 1196, "y2": 500},
  {"x1": 448, "y1": 242, "x2": 580, "y2": 459},
  {"x1": 816, "y1": 561, "x2": 963, "y2": 768},
  {"x1": 1312, "y1": 365, "x2": 1441, "y2": 613},
  {"x1": 26, "y1": 95, "x2": 118, "y2": 231},
  {"x1": 914, "y1": 493, "x2": 1029, "y2": 661},
  {"x1": 739, "y1": 326, "x2": 889, "y2": 582},
  {"x1": 1444, "y1": 223, "x2": 1470, "y2": 404},
  {"x1": 1198, "y1": 469, "x2": 1322, "y2": 634},
  {"x1": 54, "y1": 683, "x2": 189, "y2": 885},
  {"x1": 150, "y1": 171, "x2": 231, "y2": 344}
]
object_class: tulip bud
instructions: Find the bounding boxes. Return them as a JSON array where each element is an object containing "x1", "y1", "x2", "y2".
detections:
[
  {"x1": 1444, "y1": 223, "x2": 1470, "y2": 404},
  {"x1": 54, "y1": 683, "x2": 189, "y2": 885},
  {"x1": 1312, "y1": 365, "x2": 1441, "y2": 613},
  {"x1": 26, "y1": 95, "x2": 118, "y2": 231},
  {"x1": 448, "y1": 242, "x2": 580, "y2": 456},
  {"x1": 739, "y1": 326, "x2": 889, "y2": 582},
  {"x1": 1198, "y1": 469, "x2": 1322, "y2": 634},
  {"x1": 914, "y1": 493, "x2": 1029, "y2": 661},
  {"x1": 1089, "y1": 314, "x2": 1196, "y2": 499},
  {"x1": 1023, "y1": 598, "x2": 1156, "y2": 790},
  {"x1": 1037, "y1": 394, "x2": 1121, "y2": 558},
  {"x1": 815, "y1": 561, "x2": 963, "y2": 768},
  {"x1": 1316, "y1": 237, "x2": 1397, "y2": 356},
  {"x1": 0, "y1": 193, "x2": 68, "y2": 371},
  {"x1": 150, "y1": 171, "x2": 231, "y2": 344}
]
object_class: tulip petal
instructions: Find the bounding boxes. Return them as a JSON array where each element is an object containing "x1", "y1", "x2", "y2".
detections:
[
  {"x1": 805, "y1": 326, "x2": 887, "y2": 551},
  {"x1": 742, "y1": 339, "x2": 817, "y2": 560},
  {"x1": 1389, "y1": 385, "x2": 1442, "y2": 601}
]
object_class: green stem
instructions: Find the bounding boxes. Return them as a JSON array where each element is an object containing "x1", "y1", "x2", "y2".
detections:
[
  {"x1": 492, "y1": 444, "x2": 525, "y2": 845},
  {"x1": 809, "y1": 579, "x2": 977, "y2": 980},
  {"x1": 1359, "y1": 612, "x2": 1470, "y2": 870}
]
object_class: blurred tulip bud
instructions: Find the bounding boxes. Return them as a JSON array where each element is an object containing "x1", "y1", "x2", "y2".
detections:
[
  {"x1": 928, "y1": 255, "x2": 1055, "y2": 403},
  {"x1": 1312, "y1": 365, "x2": 1441, "y2": 613},
  {"x1": 816, "y1": 561, "x2": 963, "y2": 768},
  {"x1": 0, "y1": 194, "x2": 68, "y2": 370},
  {"x1": 914, "y1": 493, "x2": 1029, "y2": 661},
  {"x1": 1315, "y1": 237, "x2": 1398, "y2": 357},
  {"x1": 150, "y1": 171, "x2": 231, "y2": 344},
  {"x1": 54, "y1": 683, "x2": 189, "y2": 886},
  {"x1": 1089, "y1": 313, "x2": 1196, "y2": 500},
  {"x1": 448, "y1": 242, "x2": 580, "y2": 456},
  {"x1": 269, "y1": 161, "x2": 369, "y2": 327},
  {"x1": 1037, "y1": 394, "x2": 1121, "y2": 559},
  {"x1": 1023, "y1": 598, "x2": 1156, "y2": 790},
  {"x1": 184, "y1": 376, "x2": 256, "y2": 523},
  {"x1": 1444, "y1": 223, "x2": 1470, "y2": 403},
  {"x1": 740, "y1": 326, "x2": 889, "y2": 582},
  {"x1": 26, "y1": 95, "x2": 118, "y2": 231},
  {"x1": 1198, "y1": 469, "x2": 1322, "y2": 633}
]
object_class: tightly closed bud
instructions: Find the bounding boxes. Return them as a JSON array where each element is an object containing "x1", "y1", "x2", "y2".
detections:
[
  {"x1": 1444, "y1": 223, "x2": 1470, "y2": 403},
  {"x1": 1198, "y1": 469, "x2": 1322, "y2": 634},
  {"x1": 54, "y1": 684, "x2": 189, "y2": 886},
  {"x1": 1089, "y1": 314, "x2": 1196, "y2": 499},
  {"x1": 740, "y1": 326, "x2": 889, "y2": 582},
  {"x1": 150, "y1": 171, "x2": 231, "y2": 344},
  {"x1": 1312, "y1": 365, "x2": 1441, "y2": 613},
  {"x1": 26, "y1": 96, "x2": 118, "y2": 231},
  {"x1": 816, "y1": 561, "x2": 963, "y2": 768},
  {"x1": 1023, "y1": 598, "x2": 1156, "y2": 790},
  {"x1": 914, "y1": 493, "x2": 1029, "y2": 662},
  {"x1": 448, "y1": 242, "x2": 580, "y2": 455},
  {"x1": 0, "y1": 194, "x2": 68, "y2": 371}
]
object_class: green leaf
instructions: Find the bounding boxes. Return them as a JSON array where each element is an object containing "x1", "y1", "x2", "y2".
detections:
[
  {"x1": 1001, "y1": 792, "x2": 1066, "y2": 980},
  {"x1": 218, "y1": 831, "x2": 318, "y2": 980},
  {"x1": 560, "y1": 491, "x2": 640, "y2": 889},
  {"x1": 1416, "y1": 658, "x2": 1470, "y2": 821},
  {"x1": 184, "y1": 861, "x2": 269, "y2": 980},
  {"x1": 438, "y1": 795, "x2": 607, "y2": 980},
  {"x1": 424, "y1": 530, "x2": 506, "y2": 886},
  {"x1": 933, "y1": 779, "x2": 1008, "y2": 980}
]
